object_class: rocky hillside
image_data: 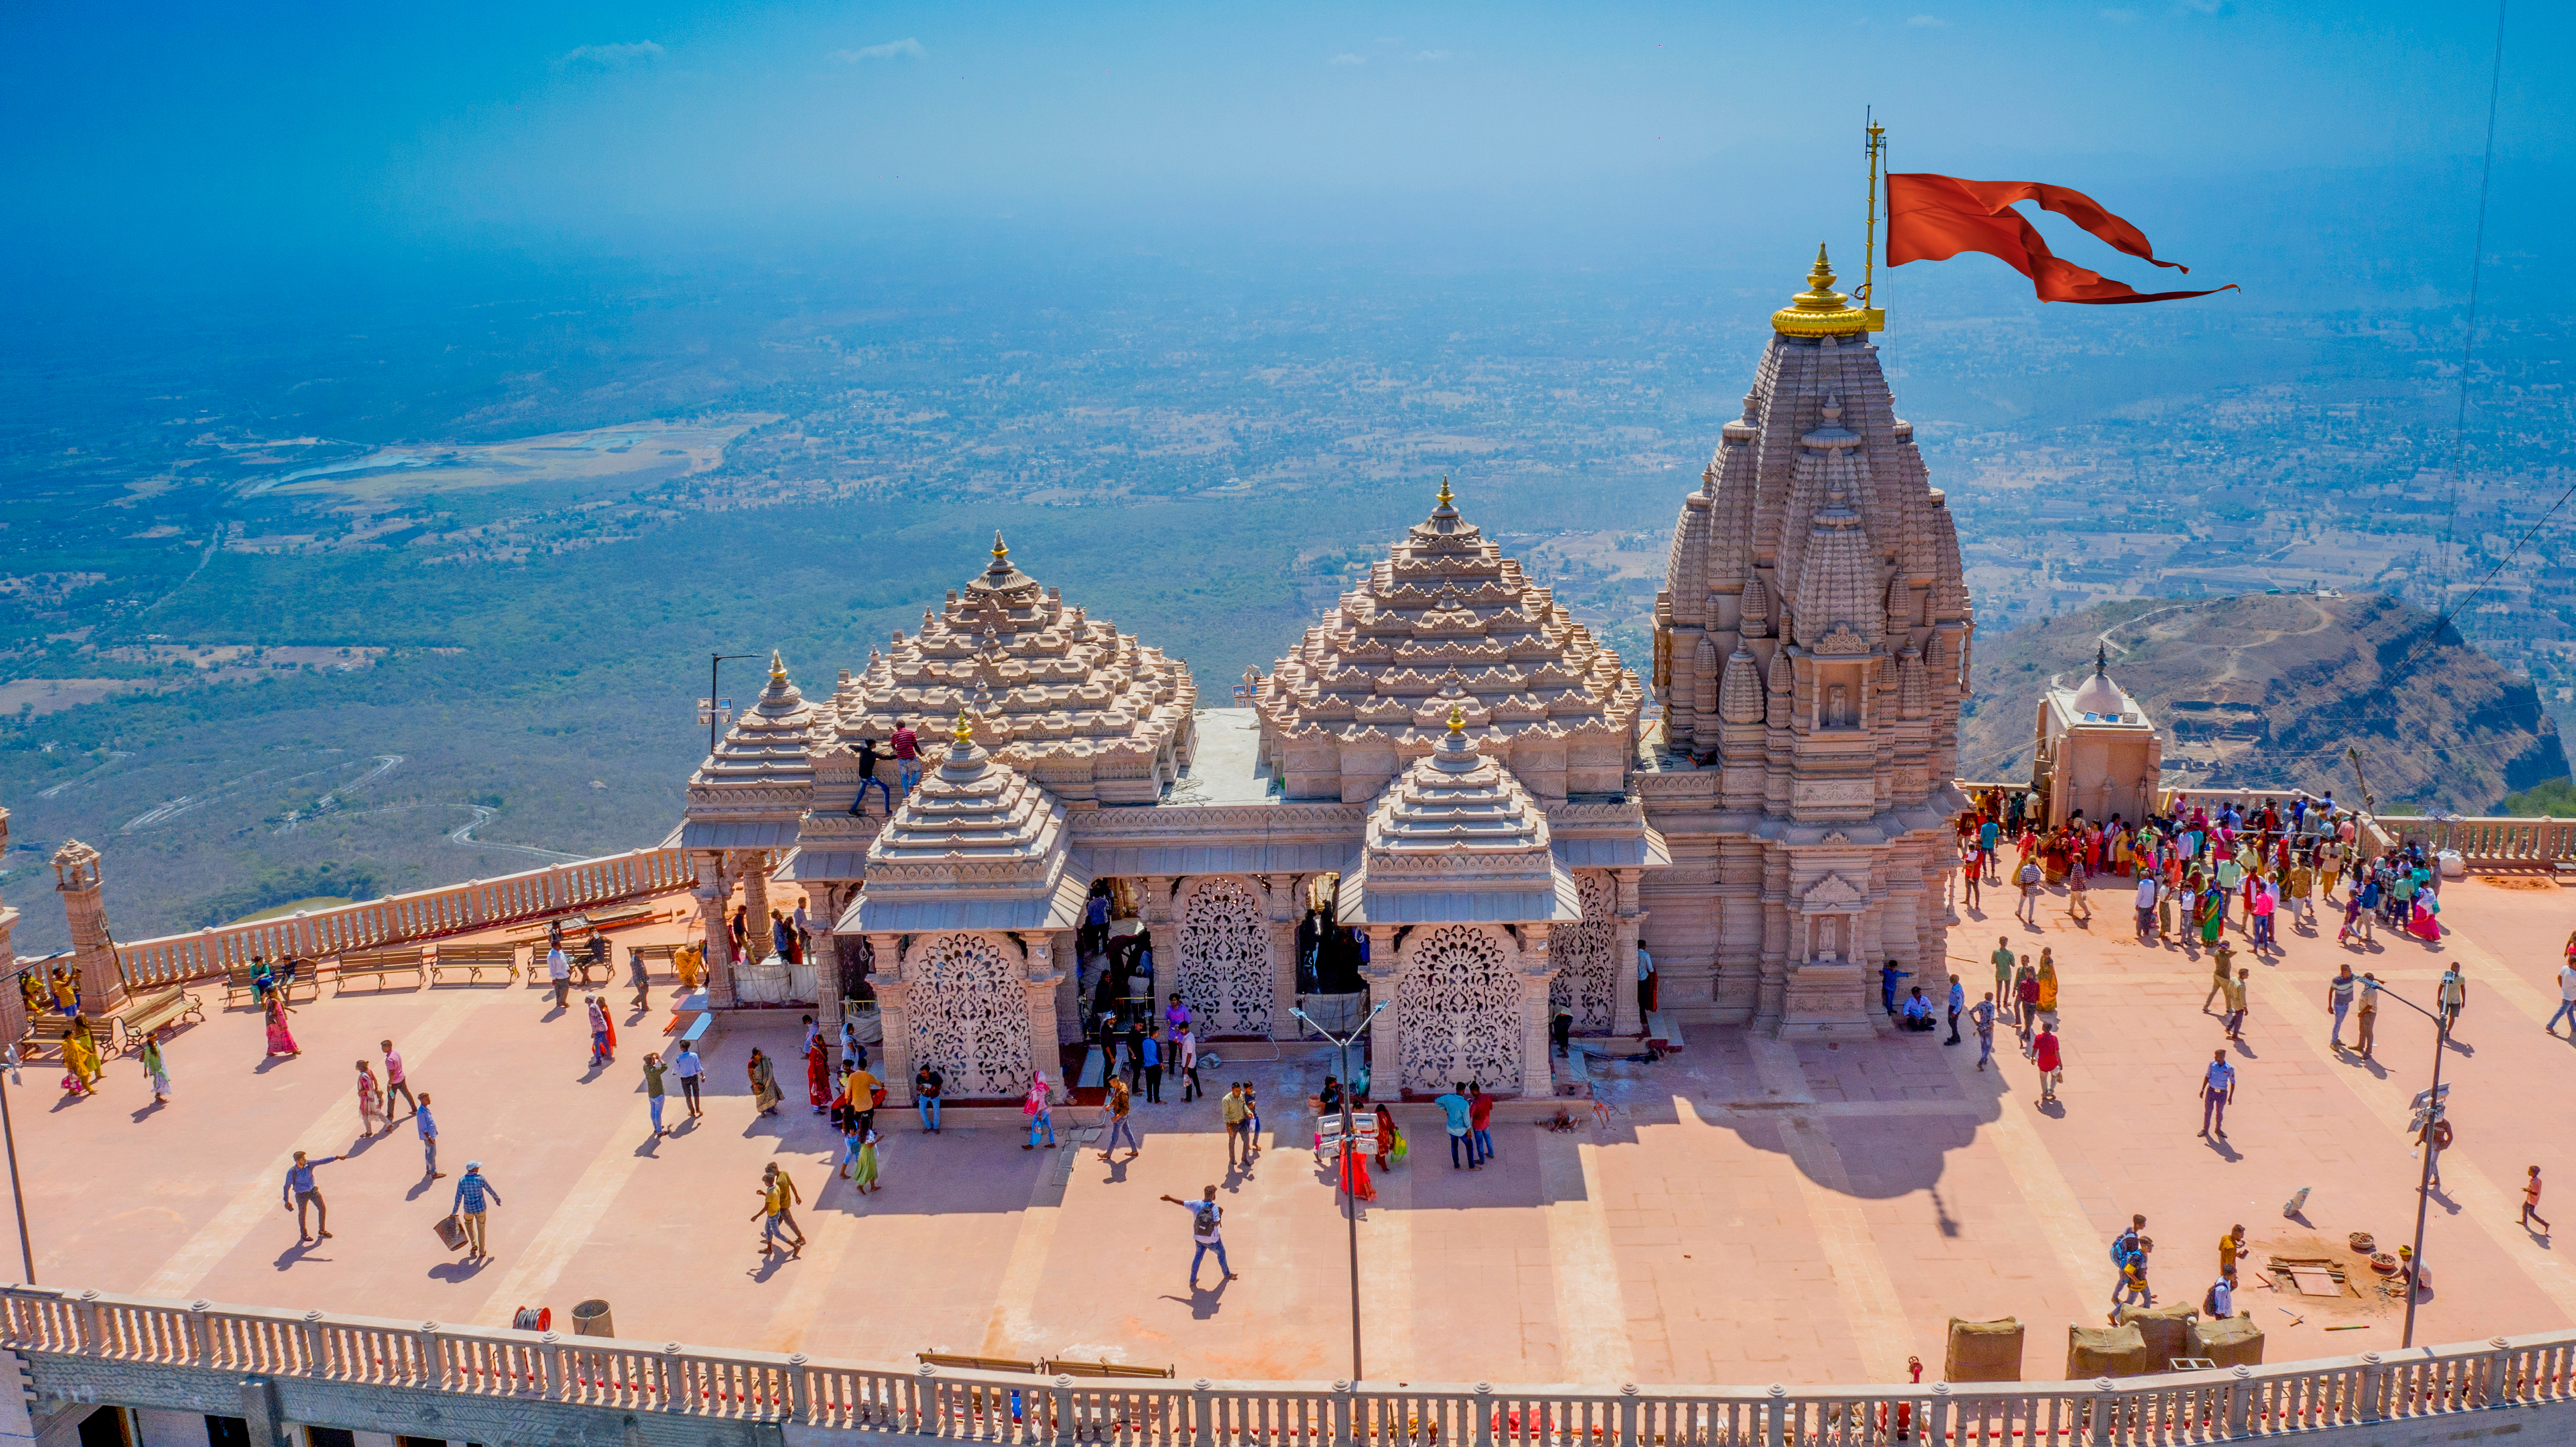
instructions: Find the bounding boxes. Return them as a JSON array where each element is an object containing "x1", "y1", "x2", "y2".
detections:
[{"x1": 1960, "y1": 592, "x2": 2568, "y2": 814}]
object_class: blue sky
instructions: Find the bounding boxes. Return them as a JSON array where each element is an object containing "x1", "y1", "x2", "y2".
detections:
[{"x1": 4, "y1": 1, "x2": 2562, "y2": 289}]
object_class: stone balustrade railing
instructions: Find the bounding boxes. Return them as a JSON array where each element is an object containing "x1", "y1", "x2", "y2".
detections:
[
  {"x1": 7, "y1": 1286, "x2": 2573, "y2": 1445},
  {"x1": 113, "y1": 847, "x2": 696, "y2": 988},
  {"x1": 2377, "y1": 815, "x2": 2576, "y2": 867}
]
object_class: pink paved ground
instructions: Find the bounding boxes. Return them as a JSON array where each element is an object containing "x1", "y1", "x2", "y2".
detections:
[{"x1": 15, "y1": 871, "x2": 2576, "y2": 1386}]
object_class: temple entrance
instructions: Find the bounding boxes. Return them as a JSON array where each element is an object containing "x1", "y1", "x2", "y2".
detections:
[
  {"x1": 1177, "y1": 876, "x2": 1273, "y2": 1038},
  {"x1": 1549, "y1": 871, "x2": 1617, "y2": 1033},
  {"x1": 1396, "y1": 924, "x2": 1523, "y2": 1094},
  {"x1": 906, "y1": 932, "x2": 1032, "y2": 1098}
]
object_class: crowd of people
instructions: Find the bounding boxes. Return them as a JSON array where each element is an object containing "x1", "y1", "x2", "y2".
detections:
[{"x1": 1958, "y1": 787, "x2": 2453, "y2": 953}]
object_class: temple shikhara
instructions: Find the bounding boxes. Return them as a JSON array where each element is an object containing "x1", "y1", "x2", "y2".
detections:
[{"x1": 654, "y1": 246, "x2": 1975, "y2": 1103}]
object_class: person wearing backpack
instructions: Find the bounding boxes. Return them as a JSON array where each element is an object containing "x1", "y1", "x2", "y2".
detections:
[{"x1": 1161, "y1": 1185, "x2": 1236, "y2": 1289}]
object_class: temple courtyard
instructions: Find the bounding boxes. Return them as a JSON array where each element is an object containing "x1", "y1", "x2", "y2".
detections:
[{"x1": 18, "y1": 868, "x2": 2576, "y2": 1387}]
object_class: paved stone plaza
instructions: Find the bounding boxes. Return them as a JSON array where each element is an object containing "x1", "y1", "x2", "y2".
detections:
[{"x1": 13, "y1": 868, "x2": 2574, "y2": 1386}]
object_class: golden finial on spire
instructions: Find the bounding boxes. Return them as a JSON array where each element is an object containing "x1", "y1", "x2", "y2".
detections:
[
  {"x1": 1446, "y1": 704, "x2": 1467, "y2": 735},
  {"x1": 991, "y1": 530, "x2": 1009, "y2": 565},
  {"x1": 768, "y1": 649, "x2": 787, "y2": 685},
  {"x1": 1773, "y1": 242, "x2": 1872, "y2": 337},
  {"x1": 1435, "y1": 474, "x2": 1454, "y2": 509},
  {"x1": 952, "y1": 709, "x2": 974, "y2": 744}
]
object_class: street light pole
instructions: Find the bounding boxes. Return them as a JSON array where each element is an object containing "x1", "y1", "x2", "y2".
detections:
[
  {"x1": 2371, "y1": 981, "x2": 2451, "y2": 1348},
  {"x1": 705, "y1": 653, "x2": 757, "y2": 756},
  {"x1": 1293, "y1": 1002, "x2": 1385, "y2": 1385},
  {"x1": 0, "y1": 1044, "x2": 29, "y2": 1284}
]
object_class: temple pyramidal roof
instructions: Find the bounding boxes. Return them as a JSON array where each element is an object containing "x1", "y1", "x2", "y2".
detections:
[
  {"x1": 822, "y1": 533, "x2": 1195, "y2": 807},
  {"x1": 1256, "y1": 478, "x2": 1643, "y2": 758}
]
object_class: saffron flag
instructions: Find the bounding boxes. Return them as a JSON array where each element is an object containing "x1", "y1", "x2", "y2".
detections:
[{"x1": 1886, "y1": 173, "x2": 2236, "y2": 304}]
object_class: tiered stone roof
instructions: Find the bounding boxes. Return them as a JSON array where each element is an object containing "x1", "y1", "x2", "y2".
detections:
[
  {"x1": 842, "y1": 714, "x2": 1083, "y2": 932},
  {"x1": 1342, "y1": 708, "x2": 1577, "y2": 925},
  {"x1": 1255, "y1": 479, "x2": 1643, "y2": 804},
  {"x1": 685, "y1": 651, "x2": 827, "y2": 838},
  {"x1": 821, "y1": 534, "x2": 1196, "y2": 807},
  {"x1": 1651, "y1": 247, "x2": 1974, "y2": 817}
]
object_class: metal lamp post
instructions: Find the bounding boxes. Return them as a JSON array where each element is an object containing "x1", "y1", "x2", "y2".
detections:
[
  {"x1": 2366, "y1": 979, "x2": 2452, "y2": 1348},
  {"x1": 701, "y1": 653, "x2": 758, "y2": 756},
  {"x1": 1291, "y1": 1001, "x2": 1385, "y2": 1384}
]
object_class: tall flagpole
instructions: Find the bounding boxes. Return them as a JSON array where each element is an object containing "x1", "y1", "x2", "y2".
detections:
[{"x1": 1861, "y1": 114, "x2": 1887, "y2": 331}]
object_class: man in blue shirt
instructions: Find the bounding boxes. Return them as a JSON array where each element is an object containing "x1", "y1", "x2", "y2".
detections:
[
  {"x1": 2200, "y1": 1050, "x2": 2236, "y2": 1140},
  {"x1": 1138, "y1": 1029, "x2": 1163, "y2": 1103},
  {"x1": 1945, "y1": 975, "x2": 1966, "y2": 1046},
  {"x1": 281, "y1": 1150, "x2": 341, "y2": 1242},
  {"x1": 451, "y1": 1161, "x2": 502, "y2": 1259},
  {"x1": 1434, "y1": 1083, "x2": 1478, "y2": 1169},
  {"x1": 417, "y1": 1094, "x2": 443, "y2": 1179}
]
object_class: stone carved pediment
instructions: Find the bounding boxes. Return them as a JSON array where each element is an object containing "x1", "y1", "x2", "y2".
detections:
[
  {"x1": 1813, "y1": 623, "x2": 1873, "y2": 657},
  {"x1": 1796, "y1": 872, "x2": 1869, "y2": 914}
]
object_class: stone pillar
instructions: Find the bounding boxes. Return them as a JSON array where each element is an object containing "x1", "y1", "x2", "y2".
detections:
[
  {"x1": 694, "y1": 851, "x2": 733, "y2": 1006},
  {"x1": 1139, "y1": 876, "x2": 1177, "y2": 1021},
  {"x1": 0, "y1": 804, "x2": 20, "y2": 1046},
  {"x1": 1362, "y1": 924, "x2": 1399, "y2": 1091},
  {"x1": 52, "y1": 841, "x2": 127, "y2": 1019},
  {"x1": 739, "y1": 849, "x2": 774, "y2": 966},
  {"x1": 1260, "y1": 873, "x2": 1304, "y2": 1041},
  {"x1": 1051, "y1": 930, "x2": 1085, "y2": 1044},
  {"x1": 1610, "y1": 868, "x2": 1647, "y2": 1039},
  {"x1": 811, "y1": 885, "x2": 845, "y2": 1046},
  {"x1": 1025, "y1": 937, "x2": 1064, "y2": 1083},
  {"x1": 869, "y1": 934, "x2": 914, "y2": 1105},
  {"x1": 1519, "y1": 924, "x2": 1556, "y2": 1098}
]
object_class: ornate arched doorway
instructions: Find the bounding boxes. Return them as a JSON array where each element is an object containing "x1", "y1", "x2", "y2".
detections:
[
  {"x1": 1549, "y1": 872, "x2": 1617, "y2": 1033},
  {"x1": 1396, "y1": 924, "x2": 1524, "y2": 1094},
  {"x1": 907, "y1": 932, "x2": 1032, "y2": 1098},
  {"x1": 1177, "y1": 877, "x2": 1273, "y2": 1037}
]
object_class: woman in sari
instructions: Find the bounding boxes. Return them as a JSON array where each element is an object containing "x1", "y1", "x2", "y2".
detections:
[
  {"x1": 850, "y1": 1126, "x2": 883, "y2": 1194},
  {"x1": 2199, "y1": 887, "x2": 2226, "y2": 947},
  {"x1": 49, "y1": 967, "x2": 78, "y2": 1016},
  {"x1": 1338, "y1": 1133, "x2": 1377, "y2": 1203},
  {"x1": 139, "y1": 1030, "x2": 170, "y2": 1103},
  {"x1": 1373, "y1": 1102, "x2": 1403, "y2": 1171},
  {"x1": 2034, "y1": 950, "x2": 2059, "y2": 1023},
  {"x1": 805, "y1": 1039, "x2": 830, "y2": 1114},
  {"x1": 263, "y1": 992, "x2": 299, "y2": 1058},
  {"x1": 747, "y1": 1047, "x2": 783, "y2": 1116},
  {"x1": 2409, "y1": 888, "x2": 2443, "y2": 942},
  {"x1": 62, "y1": 1018, "x2": 102, "y2": 1095}
]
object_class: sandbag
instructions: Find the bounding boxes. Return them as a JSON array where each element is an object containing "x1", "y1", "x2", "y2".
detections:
[
  {"x1": 2114, "y1": 1302, "x2": 2199, "y2": 1368},
  {"x1": 1944, "y1": 1317, "x2": 2024, "y2": 1382},
  {"x1": 2191, "y1": 1315, "x2": 2264, "y2": 1368},
  {"x1": 2067, "y1": 1324, "x2": 2152, "y2": 1380}
]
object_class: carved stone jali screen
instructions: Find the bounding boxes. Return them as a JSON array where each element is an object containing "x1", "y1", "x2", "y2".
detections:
[
  {"x1": 906, "y1": 932, "x2": 1033, "y2": 1099},
  {"x1": 1396, "y1": 924, "x2": 1524, "y2": 1094},
  {"x1": 1177, "y1": 877, "x2": 1273, "y2": 1038},
  {"x1": 1548, "y1": 871, "x2": 1617, "y2": 1033}
]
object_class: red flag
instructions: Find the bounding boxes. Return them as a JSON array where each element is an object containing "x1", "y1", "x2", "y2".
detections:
[{"x1": 1886, "y1": 173, "x2": 2236, "y2": 305}]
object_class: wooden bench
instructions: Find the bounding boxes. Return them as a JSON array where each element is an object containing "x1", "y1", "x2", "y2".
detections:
[
  {"x1": 222, "y1": 962, "x2": 318, "y2": 1009},
  {"x1": 330, "y1": 948, "x2": 425, "y2": 995},
  {"x1": 626, "y1": 942, "x2": 679, "y2": 975},
  {"x1": 917, "y1": 1352, "x2": 1041, "y2": 1375},
  {"x1": 427, "y1": 943, "x2": 519, "y2": 986},
  {"x1": 23, "y1": 1012, "x2": 89, "y2": 1061},
  {"x1": 117, "y1": 986, "x2": 205, "y2": 1052},
  {"x1": 1043, "y1": 1357, "x2": 1175, "y2": 1380}
]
